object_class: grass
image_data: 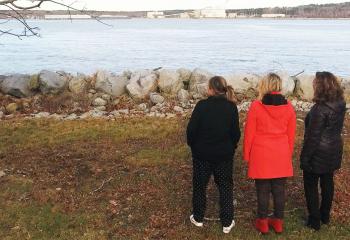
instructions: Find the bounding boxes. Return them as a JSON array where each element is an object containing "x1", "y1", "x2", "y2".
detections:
[{"x1": 0, "y1": 114, "x2": 349, "y2": 239}]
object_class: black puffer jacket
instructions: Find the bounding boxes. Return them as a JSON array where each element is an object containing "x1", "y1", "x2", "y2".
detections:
[
  {"x1": 300, "y1": 100, "x2": 346, "y2": 174},
  {"x1": 186, "y1": 95, "x2": 241, "y2": 162}
]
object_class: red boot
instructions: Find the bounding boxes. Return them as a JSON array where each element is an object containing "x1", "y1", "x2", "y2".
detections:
[
  {"x1": 255, "y1": 218, "x2": 269, "y2": 234},
  {"x1": 268, "y1": 218, "x2": 283, "y2": 234}
]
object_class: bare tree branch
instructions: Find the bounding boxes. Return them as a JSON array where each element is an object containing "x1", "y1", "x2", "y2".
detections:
[{"x1": 0, "y1": 0, "x2": 110, "y2": 38}]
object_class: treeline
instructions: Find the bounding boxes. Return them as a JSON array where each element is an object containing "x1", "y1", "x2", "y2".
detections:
[{"x1": 227, "y1": 2, "x2": 350, "y2": 18}]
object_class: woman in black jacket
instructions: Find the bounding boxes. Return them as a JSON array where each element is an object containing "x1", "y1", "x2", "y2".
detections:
[
  {"x1": 300, "y1": 71, "x2": 346, "y2": 231},
  {"x1": 187, "y1": 76, "x2": 241, "y2": 234}
]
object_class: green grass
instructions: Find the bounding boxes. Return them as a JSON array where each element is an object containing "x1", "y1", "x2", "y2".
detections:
[{"x1": 0, "y1": 116, "x2": 349, "y2": 239}]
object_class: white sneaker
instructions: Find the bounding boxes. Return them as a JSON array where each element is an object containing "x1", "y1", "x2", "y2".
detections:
[
  {"x1": 190, "y1": 215, "x2": 203, "y2": 227},
  {"x1": 223, "y1": 220, "x2": 236, "y2": 234}
]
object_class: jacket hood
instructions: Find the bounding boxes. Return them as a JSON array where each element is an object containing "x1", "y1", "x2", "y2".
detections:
[{"x1": 257, "y1": 101, "x2": 293, "y2": 120}]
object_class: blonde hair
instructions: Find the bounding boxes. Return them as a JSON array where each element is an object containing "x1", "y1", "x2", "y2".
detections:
[
  {"x1": 208, "y1": 76, "x2": 237, "y2": 103},
  {"x1": 258, "y1": 73, "x2": 282, "y2": 100}
]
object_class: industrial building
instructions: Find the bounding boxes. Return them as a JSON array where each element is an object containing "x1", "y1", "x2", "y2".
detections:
[{"x1": 197, "y1": 8, "x2": 227, "y2": 18}]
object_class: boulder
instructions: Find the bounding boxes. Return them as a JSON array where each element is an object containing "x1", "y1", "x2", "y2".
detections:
[
  {"x1": 80, "y1": 109, "x2": 106, "y2": 119},
  {"x1": 93, "y1": 97, "x2": 107, "y2": 106},
  {"x1": 158, "y1": 69, "x2": 183, "y2": 94},
  {"x1": 225, "y1": 73, "x2": 260, "y2": 92},
  {"x1": 39, "y1": 70, "x2": 67, "y2": 94},
  {"x1": 341, "y1": 77, "x2": 350, "y2": 102},
  {"x1": 0, "y1": 74, "x2": 33, "y2": 98},
  {"x1": 6, "y1": 103, "x2": 19, "y2": 114},
  {"x1": 69, "y1": 74, "x2": 88, "y2": 94},
  {"x1": 297, "y1": 74, "x2": 315, "y2": 101},
  {"x1": 150, "y1": 93, "x2": 165, "y2": 104},
  {"x1": 95, "y1": 70, "x2": 128, "y2": 97},
  {"x1": 276, "y1": 72, "x2": 296, "y2": 96},
  {"x1": 178, "y1": 89, "x2": 190, "y2": 103},
  {"x1": 189, "y1": 68, "x2": 213, "y2": 97},
  {"x1": 137, "y1": 103, "x2": 148, "y2": 111},
  {"x1": 101, "y1": 94, "x2": 111, "y2": 101},
  {"x1": 177, "y1": 68, "x2": 192, "y2": 83},
  {"x1": 126, "y1": 70, "x2": 158, "y2": 99},
  {"x1": 29, "y1": 74, "x2": 41, "y2": 91},
  {"x1": 94, "y1": 106, "x2": 106, "y2": 111}
]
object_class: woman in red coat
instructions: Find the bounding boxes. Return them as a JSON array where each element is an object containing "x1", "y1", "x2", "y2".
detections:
[{"x1": 244, "y1": 73, "x2": 296, "y2": 234}]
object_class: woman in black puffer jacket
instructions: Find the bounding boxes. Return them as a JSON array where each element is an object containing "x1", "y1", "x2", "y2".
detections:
[{"x1": 300, "y1": 71, "x2": 346, "y2": 231}]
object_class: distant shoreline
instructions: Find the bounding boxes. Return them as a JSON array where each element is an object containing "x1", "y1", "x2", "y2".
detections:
[{"x1": 24, "y1": 17, "x2": 350, "y2": 21}]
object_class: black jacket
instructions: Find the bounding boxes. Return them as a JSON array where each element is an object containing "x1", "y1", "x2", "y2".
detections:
[
  {"x1": 186, "y1": 95, "x2": 241, "y2": 162},
  {"x1": 300, "y1": 100, "x2": 346, "y2": 174}
]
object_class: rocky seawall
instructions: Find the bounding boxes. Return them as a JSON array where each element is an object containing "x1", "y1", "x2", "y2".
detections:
[{"x1": 0, "y1": 68, "x2": 349, "y2": 120}]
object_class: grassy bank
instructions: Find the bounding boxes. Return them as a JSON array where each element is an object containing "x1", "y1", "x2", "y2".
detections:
[{"x1": 0, "y1": 114, "x2": 349, "y2": 240}]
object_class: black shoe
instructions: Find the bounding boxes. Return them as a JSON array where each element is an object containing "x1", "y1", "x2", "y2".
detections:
[
  {"x1": 321, "y1": 217, "x2": 330, "y2": 225},
  {"x1": 305, "y1": 219, "x2": 321, "y2": 231}
]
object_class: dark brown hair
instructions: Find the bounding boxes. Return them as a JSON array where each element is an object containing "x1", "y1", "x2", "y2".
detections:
[
  {"x1": 313, "y1": 71, "x2": 344, "y2": 103},
  {"x1": 208, "y1": 76, "x2": 237, "y2": 103}
]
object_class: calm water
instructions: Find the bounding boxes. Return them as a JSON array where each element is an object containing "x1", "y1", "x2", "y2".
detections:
[{"x1": 1, "y1": 19, "x2": 350, "y2": 76}]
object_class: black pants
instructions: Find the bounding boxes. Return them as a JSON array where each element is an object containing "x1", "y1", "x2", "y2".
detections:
[
  {"x1": 255, "y1": 178, "x2": 286, "y2": 219},
  {"x1": 192, "y1": 158, "x2": 233, "y2": 227},
  {"x1": 303, "y1": 171, "x2": 334, "y2": 226}
]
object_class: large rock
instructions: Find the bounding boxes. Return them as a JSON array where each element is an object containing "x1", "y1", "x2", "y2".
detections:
[
  {"x1": 297, "y1": 74, "x2": 315, "y2": 101},
  {"x1": 189, "y1": 68, "x2": 213, "y2": 97},
  {"x1": 39, "y1": 70, "x2": 67, "y2": 94},
  {"x1": 126, "y1": 70, "x2": 158, "y2": 99},
  {"x1": 177, "y1": 68, "x2": 192, "y2": 89},
  {"x1": 6, "y1": 103, "x2": 19, "y2": 114},
  {"x1": 277, "y1": 72, "x2": 296, "y2": 96},
  {"x1": 0, "y1": 74, "x2": 33, "y2": 98},
  {"x1": 150, "y1": 93, "x2": 165, "y2": 104},
  {"x1": 225, "y1": 73, "x2": 260, "y2": 92},
  {"x1": 341, "y1": 77, "x2": 350, "y2": 102},
  {"x1": 69, "y1": 74, "x2": 88, "y2": 94},
  {"x1": 178, "y1": 89, "x2": 190, "y2": 103},
  {"x1": 95, "y1": 70, "x2": 128, "y2": 97},
  {"x1": 93, "y1": 97, "x2": 107, "y2": 106},
  {"x1": 158, "y1": 69, "x2": 183, "y2": 94}
]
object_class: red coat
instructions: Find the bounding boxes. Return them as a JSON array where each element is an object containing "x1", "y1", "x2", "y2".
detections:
[{"x1": 244, "y1": 100, "x2": 296, "y2": 179}]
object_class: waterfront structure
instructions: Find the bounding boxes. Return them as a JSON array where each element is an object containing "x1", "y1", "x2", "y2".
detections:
[
  {"x1": 198, "y1": 8, "x2": 227, "y2": 18},
  {"x1": 147, "y1": 11, "x2": 164, "y2": 19},
  {"x1": 261, "y1": 14, "x2": 286, "y2": 18},
  {"x1": 179, "y1": 12, "x2": 191, "y2": 19}
]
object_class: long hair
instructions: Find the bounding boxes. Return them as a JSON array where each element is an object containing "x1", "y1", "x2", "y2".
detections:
[
  {"x1": 258, "y1": 73, "x2": 282, "y2": 100},
  {"x1": 208, "y1": 76, "x2": 237, "y2": 103},
  {"x1": 313, "y1": 71, "x2": 344, "y2": 103}
]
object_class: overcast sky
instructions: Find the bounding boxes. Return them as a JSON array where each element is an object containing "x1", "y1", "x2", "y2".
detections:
[{"x1": 9, "y1": 0, "x2": 349, "y2": 11}]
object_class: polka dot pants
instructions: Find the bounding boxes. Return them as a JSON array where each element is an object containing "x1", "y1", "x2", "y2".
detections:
[{"x1": 192, "y1": 158, "x2": 234, "y2": 227}]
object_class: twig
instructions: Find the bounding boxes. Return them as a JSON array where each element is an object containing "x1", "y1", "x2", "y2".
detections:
[
  {"x1": 292, "y1": 70, "x2": 305, "y2": 78},
  {"x1": 90, "y1": 177, "x2": 113, "y2": 194},
  {"x1": 0, "y1": 0, "x2": 112, "y2": 38}
]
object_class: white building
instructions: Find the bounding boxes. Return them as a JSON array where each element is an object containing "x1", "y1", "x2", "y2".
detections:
[
  {"x1": 44, "y1": 15, "x2": 91, "y2": 20},
  {"x1": 147, "y1": 11, "x2": 164, "y2": 19},
  {"x1": 199, "y1": 8, "x2": 227, "y2": 18},
  {"x1": 180, "y1": 12, "x2": 191, "y2": 19},
  {"x1": 261, "y1": 14, "x2": 286, "y2": 18}
]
